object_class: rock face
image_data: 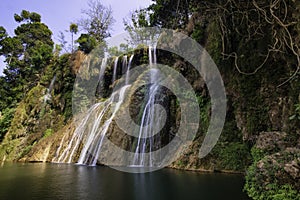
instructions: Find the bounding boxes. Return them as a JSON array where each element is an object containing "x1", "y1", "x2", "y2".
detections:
[
  {"x1": 0, "y1": 51, "x2": 78, "y2": 162},
  {"x1": 0, "y1": 44, "x2": 299, "y2": 173},
  {"x1": 256, "y1": 132, "x2": 289, "y2": 152},
  {"x1": 245, "y1": 132, "x2": 300, "y2": 198},
  {"x1": 0, "y1": 14, "x2": 299, "y2": 200},
  {"x1": 0, "y1": 85, "x2": 65, "y2": 162}
]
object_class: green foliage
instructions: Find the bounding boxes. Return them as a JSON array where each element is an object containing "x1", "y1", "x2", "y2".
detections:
[
  {"x1": 69, "y1": 23, "x2": 78, "y2": 34},
  {"x1": 108, "y1": 46, "x2": 120, "y2": 56},
  {"x1": 266, "y1": 184, "x2": 300, "y2": 200},
  {"x1": 0, "y1": 10, "x2": 54, "y2": 107},
  {"x1": 108, "y1": 44, "x2": 133, "y2": 56},
  {"x1": 43, "y1": 129, "x2": 53, "y2": 138},
  {"x1": 205, "y1": 21, "x2": 222, "y2": 65},
  {"x1": 14, "y1": 10, "x2": 41, "y2": 23},
  {"x1": 218, "y1": 142, "x2": 251, "y2": 171},
  {"x1": 245, "y1": 147, "x2": 300, "y2": 199},
  {"x1": 245, "y1": 181, "x2": 300, "y2": 200},
  {"x1": 148, "y1": 0, "x2": 190, "y2": 28},
  {"x1": 124, "y1": 9, "x2": 154, "y2": 46},
  {"x1": 289, "y1": 103, "x2": 300, "y2": 120},
  {"x1": 20, "y1": 146, "x2": 31, "y2": 158},
  {"x1": 251, "y1": 147, "x2": 266, "y2": 163},
  {"x1": 0, "y1": 108, "x2": 15, "y2": 142},
  {"x1": 69, "y1": 23, "x2": 78, "y2": 52},
  {"x1": 191, "y1": 24, "x2": 205, "y2": 44},
  {"x1": 76, "y1": 34, "x2": 97, "y2": 54},
  {"x1": 0, "y1": 26, "x2": 8, "y2": 47}
]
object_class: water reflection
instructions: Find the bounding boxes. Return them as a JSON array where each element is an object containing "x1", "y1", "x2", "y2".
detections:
[{"x1": 0, "y1": 163, "x2": 251, "y2": 200}]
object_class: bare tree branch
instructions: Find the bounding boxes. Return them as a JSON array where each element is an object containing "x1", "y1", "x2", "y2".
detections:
[{"x1": 78, "y1": 0, "x2": 115, "y2": 42}]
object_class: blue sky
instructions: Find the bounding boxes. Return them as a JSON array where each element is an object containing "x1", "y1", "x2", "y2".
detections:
[{"x1": 0, "y1": 0, "x2": 153, "y2": 75}]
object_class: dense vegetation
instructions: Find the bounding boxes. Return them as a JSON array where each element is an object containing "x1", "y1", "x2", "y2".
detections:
[{"x1": 0, "y1": 0, "x2": 299, "y2": 199}]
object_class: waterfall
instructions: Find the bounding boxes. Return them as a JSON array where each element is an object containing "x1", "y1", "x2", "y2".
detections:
[
  {"x1": 96, "y1": 57, "x2": 108, "y2": 96},
  {"x1": 56, "y1": 103, "x2": 102, "y2": 163},
  {"x1": 125, "y1": 54, "x2": 134, "y2": 85},
  {"x1": 56, "y1": 85, "x2": 130, "y2": 165},
  {"x1": 52, "y1": 134, "x2": 66, "y2": 162},
  {"x1": 122, "y1": 55, "x2": 127, "y2": 74},
  {"x1": 55, "y1": 45, "x2": 164, "y2": 167},
  {"x1": 40, "y1": 75, "x2": 56, "y2": 118},
  {"x1": 112, "y1": 57, "x2": 119, "y2": 83},
  {"x1": 43, "y1": 75, "x2": 56, "y2": 103},
  {"x1": 99, "y1": 57, "x2": 108, "y2": 79},
  {"x1": 78, "y1": 85, "x2": 130, "y2": 165},
  {"x1": 132, "y1": 46, "x2": 161, "y2": 167}
]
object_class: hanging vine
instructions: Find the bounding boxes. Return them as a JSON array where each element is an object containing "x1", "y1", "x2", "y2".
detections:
[{"x1": 190, "y1": 0, "x2": 300, "y2": 87}]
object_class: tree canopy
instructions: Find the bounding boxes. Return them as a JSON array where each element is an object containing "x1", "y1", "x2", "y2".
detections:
[
  {"x1": 78, "y1": 0, "x2": 115, "y2": 42},
  {"x1": 0, "y1": 10, "x2": 54, "y2": 108}
]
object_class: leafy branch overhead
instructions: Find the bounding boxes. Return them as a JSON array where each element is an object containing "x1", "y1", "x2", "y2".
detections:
[{"x1": 147, "y1": 0, "x2": 300, "y2": 87}]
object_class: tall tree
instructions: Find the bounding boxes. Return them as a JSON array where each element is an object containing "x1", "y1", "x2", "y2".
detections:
[
  {"x1": 69, "y1": 23, "x2": 78, "y2": 53},
  {"x1": 0, "y1": 10, "x2": 54, "y2": 104},
  {"x1": 78, "y1": 0, "x2": 115, "y2": 42},
  {"x1": 148, "y1": 0, "x2": 190, "y2": 29}
]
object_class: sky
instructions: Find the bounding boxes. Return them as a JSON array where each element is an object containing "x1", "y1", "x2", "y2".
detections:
[{"x1": 0, "y1": 0, "x2": 153, "y2": 75}]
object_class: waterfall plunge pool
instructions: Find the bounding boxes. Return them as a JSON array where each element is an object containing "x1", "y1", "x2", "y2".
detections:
[{"x1": 0, "y1": 163, "x2": 251, "y2": 200}]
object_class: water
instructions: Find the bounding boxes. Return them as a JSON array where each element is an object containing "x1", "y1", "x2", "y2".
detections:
[
  {"x1": 56, "y1": 46, "x2": 161, "y2": 166},
  {"x1": 122, "y1": 55, "x2": 127, "y2": 74},
  {"x1": 132, "y1": 46, "x2": 161, "y2": 166},
  {"x1": 96, "y1": 57, "x2": 108, "y2": 96},
  {"x1": 125, "y1": 54, "x2": 134, "y2": 85},
  {"x1": 56, "y1": 85, "x2": 130, "y2": 165},
  {"x1": 0, "y1": 163, "x2": 251, "y2": 200},
  {"x1": 43, "y1": 75, "x2": 56, "y2": 103},
  {"x1": 112, "y1": 56, "x2": 119, "y2": 83},
  {"x1": 78, "y1": 85, "x2": 130, "y2": 165}
]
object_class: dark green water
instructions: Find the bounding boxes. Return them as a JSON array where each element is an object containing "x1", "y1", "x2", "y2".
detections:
[{"x1": 0, "y1": 163, "x2": 251, "y2": 200}]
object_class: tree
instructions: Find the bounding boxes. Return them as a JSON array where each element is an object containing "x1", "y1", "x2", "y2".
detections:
[
  {"x1": 57, "y1": 31, "x2": 68, "y2": 53},
  {"x1": 14, "y1": 10, "x2": 41, "y2": 23},
  {"x1": 123, "y1": 9, "x2": 159, "y2": 47},
  {"x1": 69, "y1": 23, "x2": 78, "y2": 53},
  {"x1": 76, "y1": 34, "x2": 97, "y2": 54},
  {"x1": 0, "y1": 10, "x2": 54, "y2": 104},
  {"x1": 78, "y1": 0, "x2": 115, "y2": 42},
  {"x1": 148, "y1": 0, "x2": 190, "y2": 29}
]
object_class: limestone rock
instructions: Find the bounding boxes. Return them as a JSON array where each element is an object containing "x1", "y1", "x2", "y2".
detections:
[{"x1": 256, "y1": 131, "x2": 289, "y2": 152}]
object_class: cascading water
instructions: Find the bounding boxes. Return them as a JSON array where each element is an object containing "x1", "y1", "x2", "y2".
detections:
[
  {"x1": 56, "y1": 85, "x2": 130, "y2": 165},
  {"x1": 112, "y1": 57, "x2": 119, "y2": 83},
  {"x1": 43, "y1": 75, "x2": 56, "y2": 103},
  {"x1": 96, "y1": 57, "x2": 108, "y2": 96},
  {"x1": 40, "y1": 75, "x2": 56, "y2": 118},
  {"x1": 77, "y1": 85, "x2": 130, "y2": 165},
  {"x1": 55, "y1": 45, "x2": 164, "y2": 167},
  {"x1": 122, "y1": 55, "x2": 127, "y2": 74},
  {"x1": 132, "y1": 46, "x2": 162, "y2": 167},
  {"x1": 56, "y1": 103, "x2": 101, "y2": 163},
  {"x1": 125, "y1": 54, "x2": 134, "y2": 85}
]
